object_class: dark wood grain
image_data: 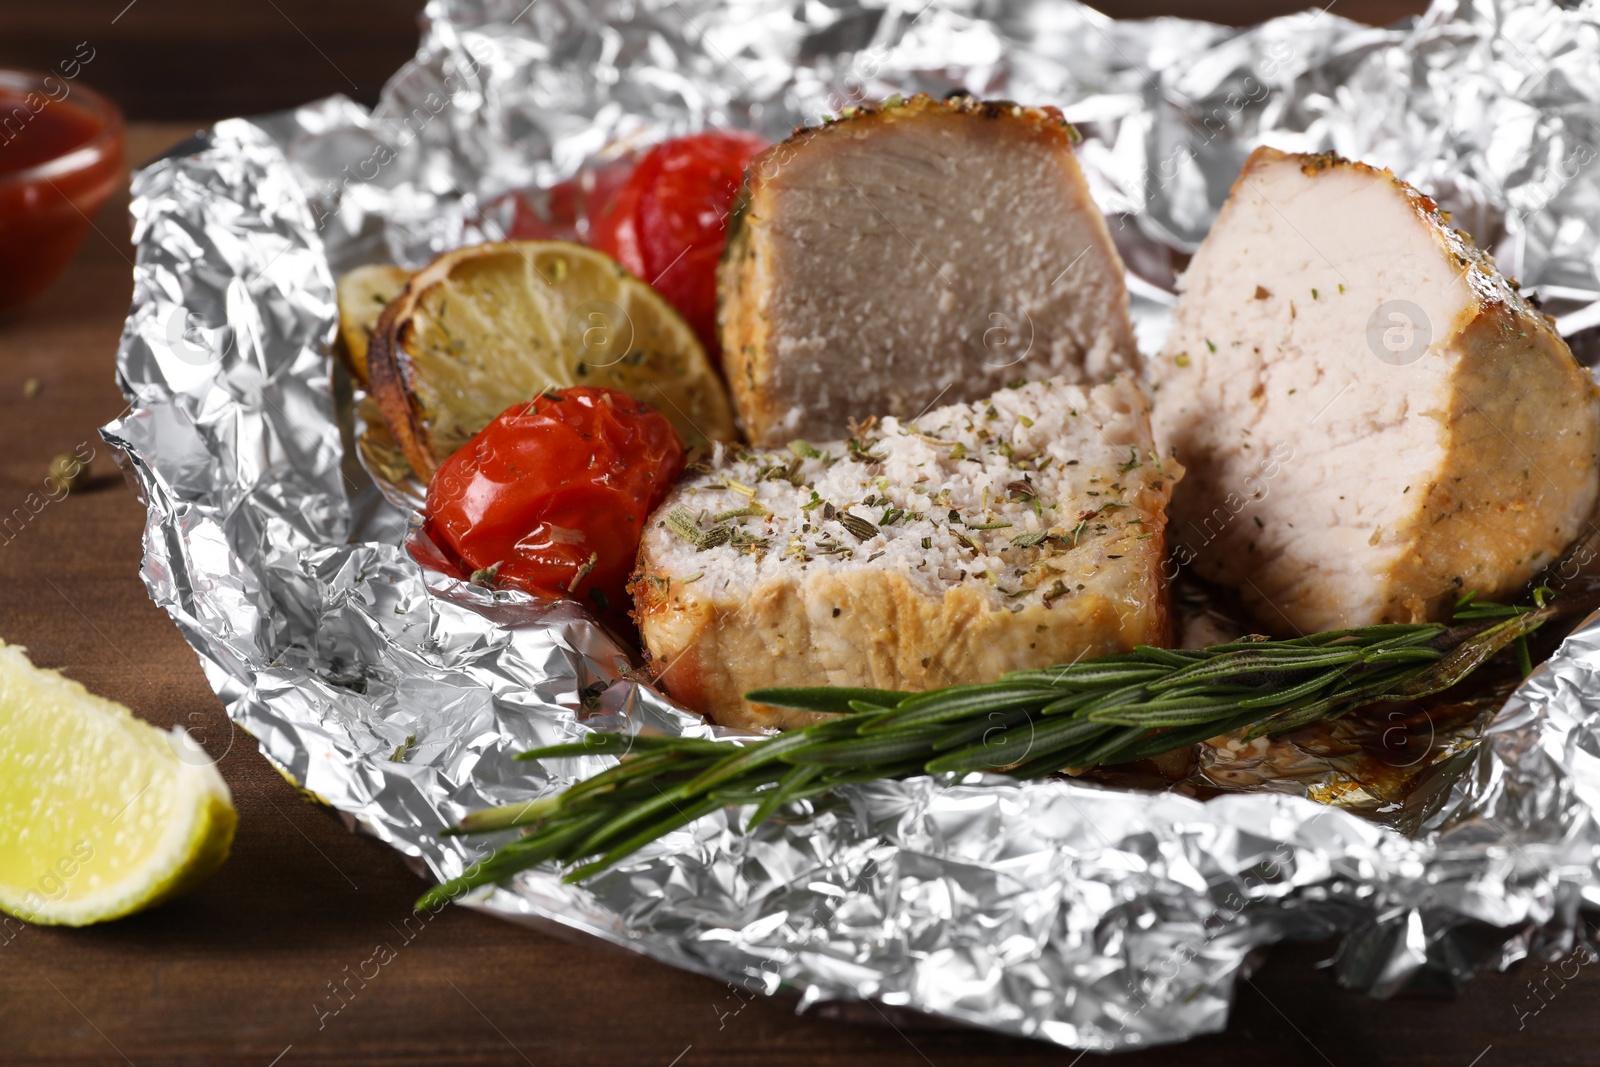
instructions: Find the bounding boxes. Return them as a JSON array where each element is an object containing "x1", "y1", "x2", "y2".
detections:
[
  {"x1": 0, "y1": 0, "x2": 425, "y2": 122},
  {"x1": 0, "y1": 0, "x2": 1428, "y2": 122},
  {"x1": 3, "y1": 106, "x2": 1592, "y2": 1067}
]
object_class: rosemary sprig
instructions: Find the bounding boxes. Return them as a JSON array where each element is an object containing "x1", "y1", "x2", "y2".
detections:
[{"x1": 419, "y1": 592, "x2": 1578, "y2": 907}]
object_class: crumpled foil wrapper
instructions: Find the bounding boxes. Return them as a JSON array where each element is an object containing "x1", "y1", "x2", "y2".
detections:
[{"x1": 104, "y1": 0, "x2": 1600, "y2": 1049}]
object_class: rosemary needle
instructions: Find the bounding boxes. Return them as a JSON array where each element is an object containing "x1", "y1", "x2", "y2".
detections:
[{"x1": 418, "y1": 590, "x2": 1579, "y2": 907}]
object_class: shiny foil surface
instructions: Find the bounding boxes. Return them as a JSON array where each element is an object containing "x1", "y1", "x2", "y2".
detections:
[{"x1": 106, "y1": 0, "x2": 1600, "y2": 1049}]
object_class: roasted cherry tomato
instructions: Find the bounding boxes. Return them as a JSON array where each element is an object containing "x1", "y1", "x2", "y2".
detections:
[
  {"x1": 505, "y1": 155, "x2": 636, "y2": 244},
  {"x1": 423, "y1": 387, "x2": 685, "y2": 615},
  {"x1": 590, "y1": 130, "x2": 766, "y2": 358}
]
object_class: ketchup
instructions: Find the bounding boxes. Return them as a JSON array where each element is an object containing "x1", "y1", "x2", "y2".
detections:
[{"x1": 0, "y1": 78, "x2": 124, "y2": 314}]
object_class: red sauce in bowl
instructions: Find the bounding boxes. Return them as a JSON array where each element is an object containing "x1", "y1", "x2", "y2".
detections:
[{"x1": 0, "y1": 71, "x2": 125, "y2": 315}]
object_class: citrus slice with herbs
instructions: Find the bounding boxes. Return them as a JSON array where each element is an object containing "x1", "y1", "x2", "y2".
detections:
[
  {"x1": 367, "y1": 240, "x2": 737, "y2": 479},
  {"x1": 0, "y1": 641, "x2": 236, "y2": 926},
  {"x1": 336, "y1": 263, "x2": 412, "y2": 386}
]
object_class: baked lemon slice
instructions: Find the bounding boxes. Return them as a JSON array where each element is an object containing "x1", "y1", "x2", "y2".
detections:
[
  {"x1": 366, "y1": 240, "x2": 737, "y2": 479},
  {"x1": 0, "y1": 641, "x2": 236, "y2": 926},
  {"x1": 336, "y1": 263, "x2": 411, "y2": 386}
]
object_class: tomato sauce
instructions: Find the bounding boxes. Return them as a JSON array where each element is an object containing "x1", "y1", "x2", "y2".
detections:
[{"x1": 0, "y1": 80, "x2": 124, "y2": 314}]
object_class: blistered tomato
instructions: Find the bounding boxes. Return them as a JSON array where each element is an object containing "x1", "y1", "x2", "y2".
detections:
[
  {"x1": 590, "y1": 130, "x2": 766, "y2": 357},
  {"x1": 423, "y1": 387, "x2": 685, "y2": 614}
]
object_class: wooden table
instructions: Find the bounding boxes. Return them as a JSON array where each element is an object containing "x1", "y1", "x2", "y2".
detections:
[{"x1": 0, "y1": 121, "x2": 1587, "y2": 1067}]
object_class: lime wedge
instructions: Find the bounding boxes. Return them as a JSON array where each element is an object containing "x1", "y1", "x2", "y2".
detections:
[
  {"x1": 0, "y1": 641, "x2": 236, "y2": 926},
  {"x1": 336, "y1": 262, "x2": 411, "y2": 386}
]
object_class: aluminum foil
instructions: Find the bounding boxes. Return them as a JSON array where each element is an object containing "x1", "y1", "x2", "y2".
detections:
[{"x1": 105, "y1": 0, "x2": 1600, "y2": 1050}]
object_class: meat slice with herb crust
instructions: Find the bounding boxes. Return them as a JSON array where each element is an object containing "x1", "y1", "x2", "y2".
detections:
[
  {"x1": 718, "y1": 93, "x2": 1140, "y2": 446},
  {"x1": 1149, "y1": 147, "x2": 1600, "y2": 634},
  {"x1": 630, "y1": 376, "x2": 1179, "y2": 731}
]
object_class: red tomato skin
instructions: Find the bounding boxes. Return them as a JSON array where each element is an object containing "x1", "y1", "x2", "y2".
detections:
[
  {"x1": 590, "y1": 130, "x2": 766, "y2": 357},
  {"x1": 505, "y1": 156, "x2": 636, "y2": 243},
  {"x1": 423, "y1": 387, "x2": 685, "y2": 612}
]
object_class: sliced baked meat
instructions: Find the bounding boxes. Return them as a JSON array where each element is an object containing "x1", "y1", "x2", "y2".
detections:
[
  {"x1": 630, "y1": 376, "x2": 1178, "y2": 731},
  {"x1": 719, "y1": 94, "x2": 1140, "y2": 446},
  {"x1": 1149, "y1": 147, "x2": 1600, "y2": 633}
]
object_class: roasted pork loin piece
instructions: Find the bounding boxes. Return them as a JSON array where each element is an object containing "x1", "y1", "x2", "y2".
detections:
[
  {"x1": 718, "y1": 94, "x2": 1140, "y2": 446},
  {"x1": 1149, "y1": 147, "x2": 1600, "y2": 633},
  {"x1": 631, "y1": 377, "x2": 1178, "y2": 731}
]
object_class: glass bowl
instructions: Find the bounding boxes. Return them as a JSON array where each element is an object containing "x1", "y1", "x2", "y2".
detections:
[{"x1": 0, "y1": 69, "x2": 126, "y2": 315}]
